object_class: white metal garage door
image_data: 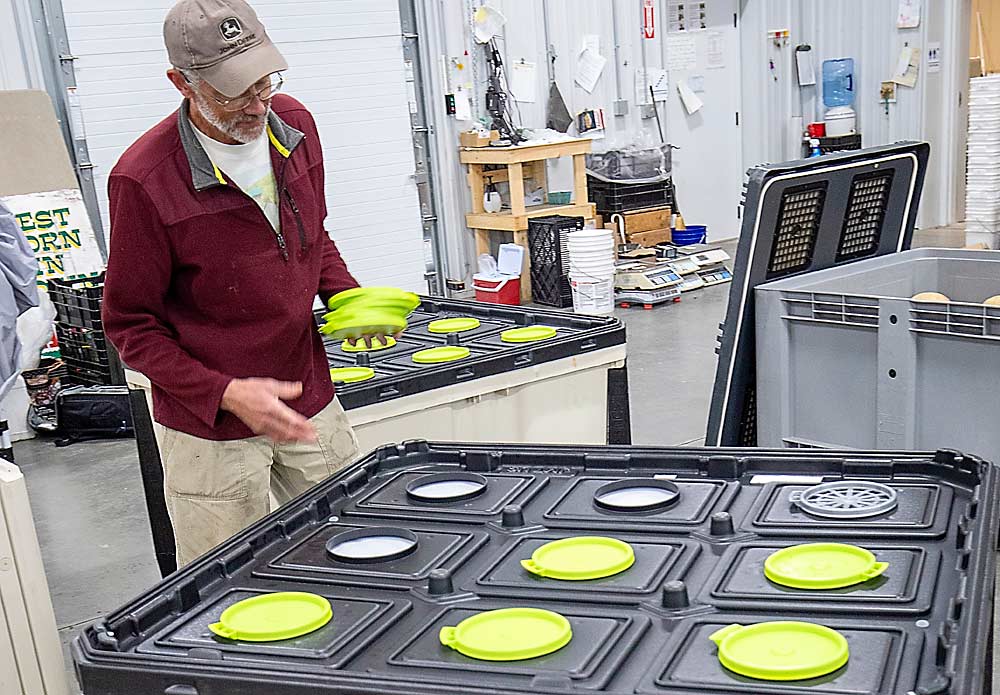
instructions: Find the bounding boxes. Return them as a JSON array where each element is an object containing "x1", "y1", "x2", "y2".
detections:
[{"x1": 61, "y1": 0, "x2": 426, "y2": 291}]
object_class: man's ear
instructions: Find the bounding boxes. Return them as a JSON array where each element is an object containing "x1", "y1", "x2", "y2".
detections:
[{"x1": 167, "y1": 69, "x2": 195, "y2": 99}]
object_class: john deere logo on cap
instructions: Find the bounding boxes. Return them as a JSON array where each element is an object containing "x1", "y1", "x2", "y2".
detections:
[{"x1": 219, "y1": 17, "x2": 243, "y2": 41}]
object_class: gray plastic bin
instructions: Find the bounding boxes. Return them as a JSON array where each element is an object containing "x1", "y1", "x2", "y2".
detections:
[{"x1": 755, "y1": 248, "x2": 1000, "y2": 459}]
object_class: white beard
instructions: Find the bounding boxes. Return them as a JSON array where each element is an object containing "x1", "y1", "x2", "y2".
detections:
[{"x1": 190, "y1": 90, "x2": 269, "y2": 144}]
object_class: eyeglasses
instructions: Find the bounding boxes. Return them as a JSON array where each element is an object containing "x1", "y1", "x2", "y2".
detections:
[{"x1": 193, "y1": 72, "x2": 284, "y2": 112}]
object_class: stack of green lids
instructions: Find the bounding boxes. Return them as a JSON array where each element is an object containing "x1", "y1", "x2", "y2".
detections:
[{"x1": 319, "y1": 287, "x2": 420, "y2": 341}]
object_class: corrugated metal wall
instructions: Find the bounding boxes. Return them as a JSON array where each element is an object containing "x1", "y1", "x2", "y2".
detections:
[
  {"x1": 58, "y1": 0, "x2": 427, "y2": 290},
  {"x1": 430, "y1": 0, "x2": 969, "y2": 285},
  {"x1": 739, "y1": 0, "x2": 969, "y2": 229}
]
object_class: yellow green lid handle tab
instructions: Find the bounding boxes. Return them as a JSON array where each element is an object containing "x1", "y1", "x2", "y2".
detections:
[
  {"x1": 208, "y1": 622, "x2": 236, "y2": 640},
  {"x1": 864, "y1": 561, "x2": 890, "y2": 580},
  {"x1": 520, "y1": 559, "x2": 547, "y2": 577},
  {"x1": 439, "y1": 626, "x2": 458, "y2": 647},
  {"x1": 709, "y1": 623, "x2": 744, "y2": 646}
]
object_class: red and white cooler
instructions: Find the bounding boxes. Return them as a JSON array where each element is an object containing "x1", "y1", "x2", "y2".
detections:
[{"x1": 473, "y1": 273, "x2": 520, "y2": 305}]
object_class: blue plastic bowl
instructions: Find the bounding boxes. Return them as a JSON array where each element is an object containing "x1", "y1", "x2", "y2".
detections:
[{"x1": 672, "y1": 225, "x2": 707, "y2": 245}]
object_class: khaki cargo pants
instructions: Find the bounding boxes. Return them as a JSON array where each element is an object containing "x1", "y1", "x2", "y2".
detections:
[{"x1": 157, "y1": 398, "x2": 359, "y2": 567}]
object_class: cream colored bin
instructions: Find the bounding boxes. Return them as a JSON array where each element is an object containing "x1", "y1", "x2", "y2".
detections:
[{"x1": 126, "y1": 343, "x2": 626, "y2": 453}]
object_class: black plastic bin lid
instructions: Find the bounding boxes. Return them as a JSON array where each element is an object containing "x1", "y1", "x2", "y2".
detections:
[{"x1": 706, "y1": 142, "x2": 929, "y2": 446}]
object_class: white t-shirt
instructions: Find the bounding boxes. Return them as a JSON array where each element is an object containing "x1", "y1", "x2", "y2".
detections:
[{"x1": 191, "y1": 122, "x2": 281, "y2": 232}]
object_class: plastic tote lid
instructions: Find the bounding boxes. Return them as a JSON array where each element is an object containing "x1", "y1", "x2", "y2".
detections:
[
  {"x1": 501, "y1": 326, "x2": 557, "y2": 343},
  {"x1": 497, "y1": 243, "x2": 525, "y2": 275},
  {"x1": 209, "y1": 592, "x2": 333, "y2": 642},
  {"x1": 709, "y1": 621, "x2": 849, "y2": 681},
  {"x1": 439, "y1": 608, "x2": 572, "y2": 661},
  {"x1": 428, "y1": 317, "x2": 481, "y2": 333},
  {"x1": 764, "y1": 543, "x2": 888, "y2": 590},
  {"x1": 412, "y1": 346, "x2": 471, "y2": 363},
  {"x1": 341, "y1": 336, "x2": 396, "y2": 352},
  {"x1": 521, "y1": 536, "x2": 635, "y2": 580},
  {"x1": 329, "y1": 367, "x2": 375, "y2": 384}
]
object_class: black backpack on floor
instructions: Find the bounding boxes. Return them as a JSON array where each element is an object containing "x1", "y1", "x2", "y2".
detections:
[{"x1": 55, "y1": 385, "x2": 134, "y2": 446}]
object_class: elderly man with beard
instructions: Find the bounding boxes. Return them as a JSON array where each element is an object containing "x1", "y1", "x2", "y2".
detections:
[{"x1": 102, "y1": 0, "x2": 369, "y2": 566}]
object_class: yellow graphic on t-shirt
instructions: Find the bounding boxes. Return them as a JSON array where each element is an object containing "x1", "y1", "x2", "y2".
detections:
[{"x1": 243, "y1": 173, "x2": 280, "y2": 231}]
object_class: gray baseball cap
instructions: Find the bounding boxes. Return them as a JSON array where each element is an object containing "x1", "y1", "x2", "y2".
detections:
[{"x1": 164, "y1": 0, "x2": 288, "y2": 98}]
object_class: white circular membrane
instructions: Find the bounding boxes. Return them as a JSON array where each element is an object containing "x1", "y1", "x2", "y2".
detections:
[
  {"x1": 330, "y1": 535, "x2": 416, "y2": 560},
  {"x1": 595, "y1": 486, "x2": 675, "y2": 509},
  {"x1": 411, "y1": 479, "x2": 485, "y2": 500}
]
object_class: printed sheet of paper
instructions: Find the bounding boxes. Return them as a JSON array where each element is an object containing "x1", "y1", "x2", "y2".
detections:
[
  {"x1": 897, "y1": 0, "x2": 920, "y2": 29},
  {"x1": 666, "y1": 34, "x2": 698, "y2": 72},
  {"x1": 454, "y1": 88, "x2": 472, "y2": 121},
  {"x1": 706, "y1": 31, "x2": 725, "y2": 69},
  {"x1": 509, "y1": 60, "x2": 537, "y2": 102},
  {"x1": 575, "y1": 47, "x2": 607, "y2": 93},
  {"x1": 891, "y1": 46, "x2": 919, "y2": 87},
  {"x1": 635, "y1": 68, "x2": 669, "y2": 104},
  {"x1": 677, "y1": 79, "x2": 704, "y2": 114}
]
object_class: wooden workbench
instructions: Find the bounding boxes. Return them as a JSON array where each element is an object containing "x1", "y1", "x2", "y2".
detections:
[{"x1": 460, "y1": 138, "x2": 596, "y2": 302}]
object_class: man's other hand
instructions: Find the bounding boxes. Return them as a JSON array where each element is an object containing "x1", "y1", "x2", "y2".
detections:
[{"x1": 220, "y1": 378, "x2": 317, "y2": 443}]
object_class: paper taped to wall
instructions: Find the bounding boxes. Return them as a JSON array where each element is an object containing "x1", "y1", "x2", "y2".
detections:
[
  {"x1": 509, "y1": 60, "x2": 538, "y2": 102},
  {"x1": 678, "y1": 79, "x2": 703, "y2": 114},
  {"x1": 666, "y1": 34, "x2": 697, "y2": 72},
  {"x1": 575, "y1": 48, "x2": 607, "y2": 93},
  {"x1": 636, "y1": 68, "x2": 669, "y2": 104}
]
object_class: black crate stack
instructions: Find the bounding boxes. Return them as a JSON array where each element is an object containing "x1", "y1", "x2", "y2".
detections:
[
  {"x1": 587, "y1": 175, "x2": 673, "y2": 216},
  {"x1": 527, "y1": 215, "x2": 583, "y2": 308},
  {"x1": 48, "y1": 273, "x2": 124, "y2": 385}
]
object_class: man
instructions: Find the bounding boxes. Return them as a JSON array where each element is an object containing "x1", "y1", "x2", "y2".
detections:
[{"x1": 103, "y1": 0, "x2": 370, "y2": 566}]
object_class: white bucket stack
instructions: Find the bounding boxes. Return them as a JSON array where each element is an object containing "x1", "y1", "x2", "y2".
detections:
[
  {"x1": 966, "y1": 75, "x2": 1000, "y2": 247},
  {"x1": 567, "y1": 228, "x2": 615, "y2": 315}
]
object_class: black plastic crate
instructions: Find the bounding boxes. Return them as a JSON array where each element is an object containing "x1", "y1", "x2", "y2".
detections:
[
  {"x1": 527, "y1": 215, "x2": 582, "y2": 308},
  {"x1": 316, "y1": 295, "x2": 624, "y2": 409},
  {"x1": 818, "y1": 133, "x2": 862, "y2": 154},
  {"x1": 587, "y1": 175, "x2": 672, "y2": 215},
  {"x1": 73, "y1": 443, "x2": 998, "y2": 695},
  {"x1": 48, "y1": 272, "x2": 106, "y2": 329}
]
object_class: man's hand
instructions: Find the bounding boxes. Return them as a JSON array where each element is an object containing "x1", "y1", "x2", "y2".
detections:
[
  {"x1": 220, "y1": 378, "x2": 317, "y2": 443},
  {"x1": 346, "y1": 331, "x2": 404, "y2": 349}
]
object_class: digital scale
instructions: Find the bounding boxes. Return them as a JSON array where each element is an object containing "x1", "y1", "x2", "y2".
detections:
[
  {"x1": 614, "y1": 261, "x2": 684, "y2": 291},
  {"x1": 697, "y1": 266, "x2": 734, "y2": 286},
  {"x1": 615, "y1": 286, "x2": 682, "y2": 308},
  {"x1": 674, "y1": 244, "x2": 732, "y2": 267}
]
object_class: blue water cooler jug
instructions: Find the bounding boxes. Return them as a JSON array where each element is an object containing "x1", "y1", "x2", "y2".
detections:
[{"x1": 822, "y1": 58, "x2": 855, "y2": 108}]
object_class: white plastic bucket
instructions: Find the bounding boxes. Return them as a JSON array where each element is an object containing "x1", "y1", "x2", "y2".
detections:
[
  {"x1": 824, "y1": 105, "x2": 856, "y2": 136},
  {"x1": 570, "y1": 274, "x2": 615, "y2": 315}
]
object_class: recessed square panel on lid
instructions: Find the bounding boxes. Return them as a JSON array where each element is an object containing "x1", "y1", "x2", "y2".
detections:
[
  {"x1": 136, "y1": 589, "x2": 407, "y2": 666},
  {"x1": 750, "y1": 482, "x2": 952, "y2": 538},
  {"x1": 255, "y1": 522, "x2": 488, "y2": 586},
  {"x1": 386, "y1": 605, "x2": 648, "y2": 688},
  {"x1": 646, "y1": 618, "x2": 918, "y2": 694},
  {"x1": 345, "y1": 469, "x2": 541, "y2": 521},
  {"x1": 543, "y1": 477, "x2": 732, "y2": 531},
  {"x1": 837, "y1": 171, "x2": 894, "y2": 262},
  {"x1": 699, "y1": 542, "x2": 939, "y2": 615},
  {"x1": 476, "y1": 535, "x2": 698, "y2": 603},
  {"x1": 404, "y1": 314, "x2": 511, "y2": 341}
]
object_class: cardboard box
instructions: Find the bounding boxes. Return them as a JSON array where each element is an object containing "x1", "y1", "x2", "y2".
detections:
[{"x1": 459, "y1": 130, "x2": 500, "y2": 148}]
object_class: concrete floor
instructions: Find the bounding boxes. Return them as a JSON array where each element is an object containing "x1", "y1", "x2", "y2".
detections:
[{"x1": 12, "y1": 226, "x2": 995, "y2": 693}]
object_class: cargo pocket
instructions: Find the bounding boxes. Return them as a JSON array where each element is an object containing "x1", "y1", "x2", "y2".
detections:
[
  {"x1": 162, "y1": 431, "x2": 249, "y2": 501},
  {"x1": 315, "y1": 399, "x2": 360, "y2": 475}
]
